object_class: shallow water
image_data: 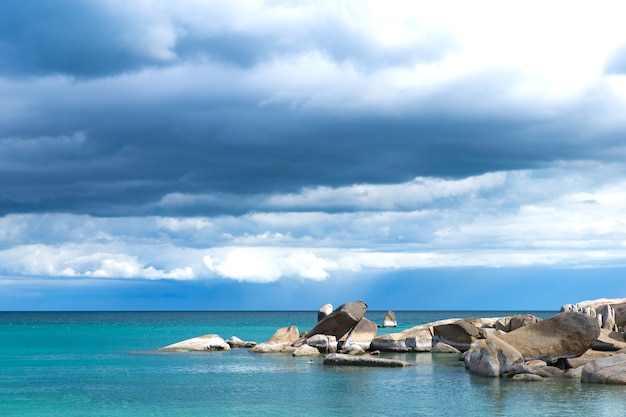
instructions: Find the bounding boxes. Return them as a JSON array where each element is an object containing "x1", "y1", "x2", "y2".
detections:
[{"x1": 1, "y1": 311, "x2": 625, "y2": 417}]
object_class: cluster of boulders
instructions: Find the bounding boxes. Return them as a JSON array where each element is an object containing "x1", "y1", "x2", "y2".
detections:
[{"x1": 158, "y1": 297, "x2": 626, "y2": 383}]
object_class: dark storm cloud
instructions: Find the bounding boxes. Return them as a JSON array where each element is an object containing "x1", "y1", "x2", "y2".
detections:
[{"x1": 0, "y1": 1, "x2": 454, "y2": 79}]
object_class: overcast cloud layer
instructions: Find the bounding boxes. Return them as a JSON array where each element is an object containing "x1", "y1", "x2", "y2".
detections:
[{"x1": 2, "y1": 1, "x2": 626, "y2": 309}]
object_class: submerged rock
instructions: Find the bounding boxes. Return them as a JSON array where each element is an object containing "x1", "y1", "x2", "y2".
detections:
[
  {"x1": 159, "y1": 334, "x2": 230, "y2": 352},
  {"x1": 323, "y1": 353, "x2": 413, "y2": 368}
]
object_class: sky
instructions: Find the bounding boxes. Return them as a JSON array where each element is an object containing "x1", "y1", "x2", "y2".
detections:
[{"x1": 2, "y1": 0, "x2": 626, "y2": 311}]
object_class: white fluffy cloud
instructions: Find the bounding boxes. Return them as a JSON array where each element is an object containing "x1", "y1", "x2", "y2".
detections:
[{"x1": 2, "y1": 162, "x2": 626, "y2": 283}]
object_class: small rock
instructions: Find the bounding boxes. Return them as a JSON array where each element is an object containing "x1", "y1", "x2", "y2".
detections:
[
  {"x1": 581, "y1": 353, "x2": 626, "y2": 384},
  {"x1": 159, "y1": 334, "x2": 230, "y2": 352},
  {"x1": 225, "y1": 336, "x2": 256, "y2": 348},
  {"x1": 293, "y1": 344, "x2": 321, "y2": 357},
  {"x1": 432, "y1": 342, "x2": 461, "y2": 354},
  {"x1": 382, "y1": 310, "x2": 397, "y2": 328},
  {"x1": 323, "y1": 353, "x2": 413, "y2": 367},
  {"x1": 512, "y1": 374, "x2": 543, "y2": 381}
]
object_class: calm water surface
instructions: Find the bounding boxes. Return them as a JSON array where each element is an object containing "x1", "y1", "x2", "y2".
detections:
[{"x1": 1, "y1": 311, "x2": 625, "y2": 417}]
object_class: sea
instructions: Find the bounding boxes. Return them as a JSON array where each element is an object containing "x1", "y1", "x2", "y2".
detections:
[{"x1": 2, "y1": 310, "x2": 626, "y2": 417}]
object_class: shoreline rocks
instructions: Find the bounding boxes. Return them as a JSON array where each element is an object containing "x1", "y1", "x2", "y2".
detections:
[{"x1": 159, "y1": 334, "x2": 230, "y2": 352}]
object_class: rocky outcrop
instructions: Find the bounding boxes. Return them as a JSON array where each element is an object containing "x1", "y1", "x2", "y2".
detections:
[
  {"x1": 293, "y1": 344, "x2": 321, "y2": 357},
  {"x1": 370, "y1": 327, "x2": 433, "y2": 352},
  {"x1": 493, "y1": 312, "x2": 600, "y2": 362},
  {"x1": 269, "y1": 326, "x2": 300, "y2": 344},
  {"x1": 382, "y1": 310, "x2": 397, "y2": 328},
  {"x1": 464, "y1": 336, "x2": 524, "y2": 377},
  {"x1": 495, "y1": 315, "x2": 542, "y2": 332},
  {"x1": 581, "y1": 353, "x2": 626, "y2": 384},
  {"x1": 225, "y1": 336, "x2": 257, "y2": 348},
  {"x1": 323, "y1": 353, "x2": 414, "y2": 368},
  {"x1": 159, "y1": 334, "x2": 230, "y2": 352},
  {"x1": 318, "y1": 304, "x2": 333, "y2": 322},
  {"x1": 343, "y1": 317, "x2": 378, "y2": 350},
  {"x1": 433, "y1": 319, "x2": 487, "y2": 352},
  {"x1": 250, "y1": 326, "x2": 300, "y2": 354},
  {"x1": 305, "y1": 334, "x2": 338, "y2": 353},
  {"x1": 592, "y1": 329, "x2": 626, "y2": 351},
  {"x1": 299, "y1": 300, "x2": 368, "y2": 344},
  {"x1": 561, "y1": 298, "x2": 626, "y2": 329}
]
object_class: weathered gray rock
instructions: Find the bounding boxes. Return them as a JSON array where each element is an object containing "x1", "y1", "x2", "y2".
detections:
[
  {"x1": 596, "y1": 304, "x2": 618, "y2": 331},
  {"x1": 512, "y1": 373, "x2": 543, "y2": 381},
  {"x1": 159, "y1": 334, "x2": 230, "y2": 352},
  {"x1": 592, "y1": 329, "x2": 626, "y2": 351},
  {"x1": 432, "y1": 342, "x2": 461, "y2": 354},
  {"x1": 250, "y1": 342, "x2": 296, "y2": 354},
  {"x1": 566, "y1": 349, "x2": 614, "y2": 368},
  {"x1": 323, "y1": 353, "x2": 413, "y2": 367},
  {"x1": 344, "y1": 317, "x2": 377, "y2": 350},
  {"x1": 293, "y1": 344, "x2": 321, "y2": 357},
  {"x1": 225, "y1": 336, "x2": 257, "y2": 348},
  {"x1": 561, "y1": 298, "x2": 626, "y2": 328},
  {"x1": 269, "y1": 326, "x2": 300, "y2": 344},
  {"x1": 305, "y1": 334, "x2": 338, "y2": 353},
  {"x1": 382, "y1": 310, "x2": 397, "y2": 328},
  {"x1": 494, "y1": 312, "x2": 600, "y2": 362},
  {"x1": 433, "y1": 319, "x2": 487, "y2": 352},
  {"x1": 581, "y1": 353, "x2": 626, "y2": 384},
  {"x1": 301, "y1": 300, "x2": 368, "y2": 343},
  {"x1": 370, "y1": 327, "x2": 433, "y2": 352},
  {"x1": 464, "y1": 336, "x2": 524, "y2": 377},
  {"x1": 318, "y1": 303, "x2": 333, "y2": 322},
  {"x1": 495, "y1": 315, "x2": 542, "y2": 332}
]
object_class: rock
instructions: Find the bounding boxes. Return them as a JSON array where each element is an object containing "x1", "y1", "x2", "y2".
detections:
[
  {"x1": 159, "y1": 334, "x2": 230, "y2": 352},
  {"x1": 306, "y1": 334, "x2": 338, "y2": 353},
  {"x1": 494, "y1": 312, "x2": 600, "y2": 363},
  {"x1": 300, "y1": 300, "x2": 368, "y2": 344},
  {"x1": 562, "y1": 298, "x2": 626, "y2": 328},
  {"x1": 464, "y1": 336, "x2": 524, "y2": 377},
  {"x1": 581, "y1": 353, "x2": 626, "y2": 384},
  {"x1": 566, "y1": 349, "x2": 615, "y2": 368},
  {"x1": 592, "y1": 329, "x2": 626, "y2": 351},
  {"x1": 318, "y1": 303, "x2": 333, "y2": 322},
  {"x1": 564, "y1": 367, "x2": 584, "y2": 379},
  {"x1": 433, "y1": 319, "x2": 487, "y2": 352},
  {"x1": 596, "y1": 304, "x2": 618, "y2": 331},
  {"x1": 512, "y1": 373, "x2": 543, "y2": 381},
  {"x1": 344, "y1": 317, "x2": 378, "y2": 350},
  {"x1": 269, "y1": 326, "x2": 300, "y2": 344},
  {"x1": 293, "y1": 344, "x2": 321, "y2": 357},
  {"x1": 250, "y1": 342, "x2": 296, "y2": 354},
  {"x1": 382, "y1": 310, "x2": 397, "y2": 328},
  {"x1": 323, "y1": 353, "x2": 414, "y2": 368},
  {"x1": 432, "y1": 342, "x2": 461, "y2": 354},
  {"x1": 341, "y1": 345, "x2": 367, "y2": 355},
  {"x1": 495, "y1": 315, "x2": 542, "y2": 332},
  {"x1": 370, "y1": 327, "x2": 433, "y2": 352},
  {"x1": 225, "y1": 336, "x2": 257, "y2": 349}
]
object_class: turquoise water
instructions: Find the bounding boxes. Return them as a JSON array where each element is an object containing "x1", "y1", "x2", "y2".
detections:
[{"x1": 2, "y1": 311, "x2": 626, "y2": 416}]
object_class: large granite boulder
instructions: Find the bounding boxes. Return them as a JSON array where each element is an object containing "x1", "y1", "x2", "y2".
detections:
[
  {"x1": 433, "y1": 319, "x2": 487, "y2": 352},
  {"x1": 318, "y1": 304, "x2": 333, "y2": 322},
  {"x1": 592, "y1": 329, "x2": 626, "y2": 351},
  {"x1": 269, "y1": 326, "x2": 300, "y2": 344},
  {"x1": 494, "y1": 312, "x2": 600, "y2": 362},
  {"x1": 344, "y1": 317, "x2": 378, "y2": 350},
  {"x1": 382, "y1": 310, "x2": 397, "y2": 328},
  {"x1": 561, "y1": 298, "x2": 626, "y2": 329},
  {"x1": 581, "y1": 353, "x2": 626, "y2": 384},
  {"x1": 306, "y1": 334, "x2": 338, "y2": 353},
  {"x1": 159, "y1": 334, "x2": 230, "y2": 352},
  {"x1": 464, "y1": 336, "x2": 524, "y2": 377},
  {"x1": 370, "y1": 327, "x2": 433, "y2": 352},
  {"x1": 323, "y1": 353, "x2": 413, "y2": 368},
  {"x1": 249, "y1": 325, "x2": 300, "y2": 354},
  {"x1": 301, "y1": 300, "x2": 368, "y2": 342},
  {"x1": 225, "y1": 336, "x2": 257, "y2": 348},
  {"x1": 495, "y1": 315, "x2": 543, "y2": 332}
]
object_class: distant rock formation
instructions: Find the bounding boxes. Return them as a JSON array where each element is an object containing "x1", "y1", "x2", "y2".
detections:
[
  {"x1": 159, "y1": 334, "x2": 230, "y2": 352},
  {"x1": 382, "y1": 310, "x2": 397, "y2": 328}
]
